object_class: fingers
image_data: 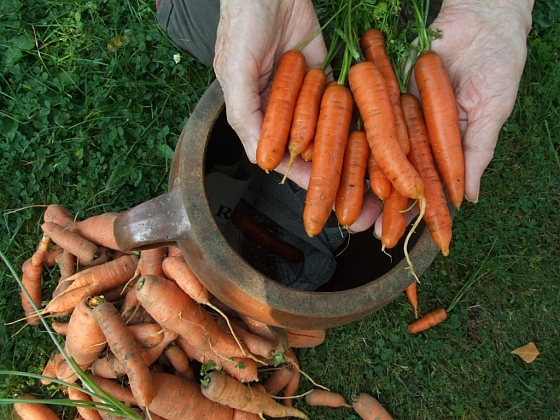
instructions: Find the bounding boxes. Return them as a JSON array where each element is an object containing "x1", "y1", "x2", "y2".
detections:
[{"x1": 348, "y1": 193, "x2": 383, "y2": 234}]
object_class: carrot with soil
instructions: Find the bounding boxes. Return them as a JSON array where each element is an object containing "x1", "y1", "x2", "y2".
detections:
[
  {"x1": 256, "y1": 49, "x2": 307, "y2": 173},
  {"x1": 352, "y1": 393, "x2": 393, "y2": 420},
  {"x1": 20, "y1": 233, "x2": 51, "y2": 326},
  {"x1": 41, "y1": 221, "x2": 100, "y2": 263}
]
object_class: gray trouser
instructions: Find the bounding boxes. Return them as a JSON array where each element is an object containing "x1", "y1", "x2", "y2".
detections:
[{"x1": 155, "y1": 0, "x2": 443, "y2": 67}]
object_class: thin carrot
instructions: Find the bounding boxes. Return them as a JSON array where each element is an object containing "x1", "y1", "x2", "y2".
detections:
[
  {"x1": 20, "y1": 233, "x2": 51, "y2": 326},
  {"x1": 352, "y1": 393, "x2": 393, "y2": 420},
  {"x1": 405, "y1": 281, "x2": 419, "y2": 318},
  {"x1": 407, "y1": 307, "x2": 448, "y2": 334},
  {"x1": 380, "y1": 187, "x2": 409, "y2": 251},
  {"x1": 414, "y1": 50, "x2": 464, "y2": 209},
  {"x1": 360, "y1": 28, "x2": 410, "y2": 155},
  {"x1": 87, "y1": 374, "x2": 137, "y2": 406},
  {"x1": 280, "y1": 348, "x2": 301, "y2": 407},
  {"x1": 303, "y1": 83, "x2": 354, "y2": 237},
  {"x1": 263, "y1": 365, "x2": 294, "y2": 396},
  {"x1": 41, "y1": 222, "x2": 100, "y2": 263},
  {"x1": 402, "y1": 92, "x2": 453, "y2": 256},
  {"x1": 367, "y1": 153, "x2": 392, "y2": 201},
  {"x1": 91, "y1": 298, "x2": 154, "y2": 407},
  {"x1": 305, "y1": 389, "x2": 350, "y2": 408},
  {"x1": 256, "y1": 49, "x2": 307, "y2": 173},
  {"x1": 67, "y1": 386, "x2": 103, "y2": 420},
  {"x1": 348, "y1": 61, "x2": 424, "y2": 201},
  {"x1": 335, "y1": 129, "x2": 370, "y2": 229},
  {"x1": 43, "y1": 245, "x2": 63, "y2": 267},
  {"x1": 52, "y1": 250, "x2": 77, "y2": 298},
  {"x1": 201, "y1": 370, "x2": 309, "y2": 419},
  {"x1": 44, "y1": 254, "x2": 139, "y2": 315},
  {"x1": 282, "y1": 67, "x2": 327, "y2": 183},
  {"x1": 13, "y1": 393, "x2": 60, "y2": 420},
  {"x1": 218, "y1": 317, "x2": 279, "y2": 360}
]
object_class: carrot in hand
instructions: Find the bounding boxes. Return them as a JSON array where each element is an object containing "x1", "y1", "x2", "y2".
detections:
[
  {"x1": 335, "y1": 129, "x2": 370, "y2": 229},
  {"x1": 256, "y1": 49, "x2": 307, "y2": 173},
  {"x1": 367, "y1": 153, "x2": 392, "y2": 201},
  {"x1": 352, "y1": 393, "x2": 393, "y2": 420},
  {"x1": 20, "y1": 233, "x2": 51, "y2": 326},
  {"x1": 201, "y1": 370, "x2": 309, "y2": 419},
  {"x1": 380, "y1": 187, "x2": 409, "y2": 251},
  {"x1": 303, "y1": 83, "x2": 353, "y2": 237},
  {"x1": 282, "y1": 67, "x2": 327, "y2": 183},
  {"x1": 414, "y1": 50, "x2": 464, "y2": 209},
  {"x1": 402, "y1": 92, "x2": 452, "y2": 256}
]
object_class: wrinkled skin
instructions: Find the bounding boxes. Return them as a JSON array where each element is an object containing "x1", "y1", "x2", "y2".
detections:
[{"x1": 214, "y1": 0, "x2": 533, "y2": 235}]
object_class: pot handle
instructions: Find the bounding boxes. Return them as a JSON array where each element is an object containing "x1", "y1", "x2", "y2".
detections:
[{"x1": 112, "y1": 183, "x2": 190, "y2": 251}]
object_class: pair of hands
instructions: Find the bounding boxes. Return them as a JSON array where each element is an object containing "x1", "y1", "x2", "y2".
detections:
[{"x1": 213, "y1": 0, "x2": 533, "y2": 235}]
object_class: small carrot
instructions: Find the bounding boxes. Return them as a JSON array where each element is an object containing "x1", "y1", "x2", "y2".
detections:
[
  {"x1": 348, "y1": 61, "x2": 424, "y2": 201},
  {"x1": 256, "y1": 49, "x2": 307, "y2": 173},
  {"x1": 91, "y1": 298, "x2": 154, "y2": 407},
  {"x1": 263, "y1": 365, "x2": 294, "y2": 396},
  {"x1": 163, "y1": 342, "x2": 190, "y2": 374},
  {"x1": 405, "y1": 281, "x2": 419, "y2": 318},
  {"x1": 305, "y1": 389, "x2": 351, "y2": 408},
  {"x1": 367, "y1": 153, "x2": 392, "y2": 201},
  {"x1": 87, "y1": 374, "x2": 137, "y2": 406},
  {"x1": 41, "y1": 222, "x2": 99, "y2": 263},
  {"x1": 408, "y1": 307, "x2": 448, "y2": 334},
  {"x1": 414, "y1": 50, "x2": 464, "y2": 209},
  {"x1": 380, "y1": 187, "x2": 409, "y2": 251},
  {"x1": 52, "y1": 250, "x2": 77, "y2": 298},
  {"x1": 335, "y1": 130, "x2": 370, "y2": 229},
  {"x1": 13, "y1": 393, "x2": 60, "y2": 420},
  {"x1": 300, "y1": 140, "x2": 314, "y2": 161},
  {"x1": 201, "y1": 370, "x2": 309, "y2": 419},
  {"x1": 280, "y1": 348, "x2": 301, "y2": 407},
  {"x1": 352, "y1": 393, "x2": 393, "y2": 420},
  {"x1": 229, "y1": 209, "x2": 304, "y2": 263},
  {"x1": 402, "y1": 92, "x2": 452, "y2": 256},
  {"x1": 67, "y1": 386, "x2": 102, "y2": 420},
  {"x1": 360, "y1": 28, "x2": 409, "y2": 155},
  {"x1": 20, "y1": 233, "x2": 51, "y2": 326},
  {"x1": 303, "y1": 83, "x2": 354, "y2": 237},
  {"x1": 282, "y1": 67, "x2": 328, "y2": 182}
]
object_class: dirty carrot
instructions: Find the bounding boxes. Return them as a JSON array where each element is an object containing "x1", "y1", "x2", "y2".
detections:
[
  {"x1": 303, "y1": 83, "x2": 353, "y2": 237},
  {"x1": 360, "y1": 28, "x2": 410, "y2": 155},
  {"x1": 405, "y1": 281, "x2": 419, "y2": 318},
  {"x1": 13, "y1": 393, "x2": 61, "y2": 420},
  {"x1": 41, "y1": 221, "x2": 99, "y2": 263},
  {"x1": 91, "y1": 297, "x2": 154, "y2": 407},
  {"x1": 402, "y1": 92, "x2": 453, "y2": 256},
  {"x1": 348, "y1": 61, "x2": 424, "y2": 201},
  {"x1": 335, "y1": 129, "x2": 370, "y2": 229},
  {"x1": 263, "y1": 365, "x2": 294, "y2": 396},
  {"x1": 67, "y1": 386, "x2": 103, "y2": 420},
  {"x1": 367, "y1": 153, "x2": 392, "y2": 201},
  {"x1": 138, "y1": 246, "x2": 167, "y2": 277},
  {"x1": 201, "y1": 370, "x2": 309, "y2": 419},
  {"x1": 280, "y1": 348, "x2": 302, "y2": 407},
  {"x1": 128, "y1": 322, "x2": 165, "y2": 348},
  {"x1": 381, "y1": 187, "x2": 409, "y2": 251},
  {"x1": 87, "y1": 374, "x2": 137, "y2": 406},
  {"x1": 229, "y1": 209, "x2": 304, "y2": 263},
  {"x1": 43, "y1": 203, "x2": 75, "y2": 227},
  {"x1": 72, "y1": 212, "x2": 120, "y2": 250},
  {"x1": 352, "y1": 393, "x2": 393, "y2": 420},
  {"x1": 414, "y1": 50, "x2": 464, "y2": 209},
  {"x1": 282, "y1": 67, "x2": 328, "y2": 183},
  {"x1": 219, "y1": 317, "x2": 279, "y2": 360},
  {"x1": 305, "y1": 389, "x2": 350, "y2": 408},
  {"x1": 20, "y1": 233, "x2": 51, "y2": 326},
  {"x1": 256, "y1": 49, "x2": 307, "y2": 173}
]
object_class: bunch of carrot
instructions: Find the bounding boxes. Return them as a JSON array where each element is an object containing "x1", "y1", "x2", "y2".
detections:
[{"x1": 17, "y1": 204, "x2": 376, "y2": 419}]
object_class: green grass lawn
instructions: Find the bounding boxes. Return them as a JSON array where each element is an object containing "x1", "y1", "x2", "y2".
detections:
[{"x1": 1, "y1": 0, "x2": 559, "y2": 419}]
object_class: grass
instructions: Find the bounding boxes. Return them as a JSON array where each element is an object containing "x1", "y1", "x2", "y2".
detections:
[{"x1": 1, "y1": 0, "x2": 559, "y2": 419}]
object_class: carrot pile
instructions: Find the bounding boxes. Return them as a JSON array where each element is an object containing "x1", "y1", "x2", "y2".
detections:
[{"x1": 15, "y1": 204, "x2": 397, "y2": 419}]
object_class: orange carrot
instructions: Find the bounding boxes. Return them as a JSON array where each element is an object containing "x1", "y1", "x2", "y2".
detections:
[
  {"x1": 138, "y1": 246, "x2": 167, "y2": 277},
  {"x1": 233, "y1": 409, "x2": 262, "y2": 420},
  {"x1": 256, "y1": 49, "x2": 307, "y2": 173},
  {"x1": 335, "y1": 129, "x2": 370, "y2": 229},
  {"x1": 91, "y1": 298, "x2": 154, "y2": 407},
  {"x1": 281, "y1": 348, "x2": 301, "y2": 407},
  {"x1": 135, "y1": 274, "x2": 249, "y2": 360},
  {"x1": 286, "y1": 328, "x2": 326, "y2": 349},
  {"x1": 305, "y1": 389, "x2": 350, "y2": 408},
  {"x1": 87, "y1": 374, "x2": 137, "y2": 405},
  {"x1": 52, "y1": 250, "x2": 77, "y2": 298},
  {"x1": 414, "y1": 50, "x2": 464, "y2": 209},
  {"x1": 405, "y1": 281, "x2": 419, "y2": 318},
  {"x1": 352, "y1": 393, "x2": 393, "y2": 420},
  {"x1": 201, "y1": 370, "x2": 309, "y2": 419},
  {"x1": 13, "y1": 393, "x2": 60, "y2": 420},
  {"x1": 408, "y1": 307, "x2": 448, "y2": 334},
  {"x1": 163, "y1": 342, "x2": 190, "y2": 374},
  {"x1": 20, "y1": 233, "x2": 51, "y2": 326},
  {"x1": 51, "y1": 321, "x2": 68, "y2": 336},
  {"x1": 300, "y1": 140, "x2": 314, "y2": 161},
  {"x1": 367, "y1": 153, "x2": 392, "y2": 201},
  {"x1": 72, "y1": 212, "x2": 120, "y2": 250},
  {"x1": 128, "y1": 322, "x2": 165, "y2": 348},
  {"x1": 149, "y1": 372, "x2": 235, "y2": 420},
  {"x1": 402, "y1": 92, "x2": 453, "y2": 256},
  {"x1": 303, "y1": 84, "x2": 354, "y2": 237},
  {"x1": 167, "y1": 244, "x2": 183, "y2": 258},
  {"x1": 219, "y1": 318, "x2": 279, "y2": 360},
  {"x1": 67, "y1": 386, "x2": 102, "y2": 420},
  {"x1": 360, "y1": 28, "x2": 409, "y2": 155},
  {"x1": 349, "y1": 61, "x2": 424, "y2": 201},
  {"x1": 282, "y1": 67, "x2": 328, "y2": 182},
  {"x1": 263, "y1": 365, "x2": 294, "y2": 396},
  {"x1": 43, "y1": 245, "x2": 63, "y2": 267},
  {"x1": 229, "y1": 209, "x2": 304, "y2": 263},
  {"x1": 41, "y1": 222, "x2": 99, "y2": 263},
  {"x1": 380, "y1": 187, "x2": 409, "y2": 251},
  {"x1": 43, "y1": 203, "x2": 75, "y2": 227},
  {"x1": 44, "y1": 254, "x2": 138, "y2": 315}
]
